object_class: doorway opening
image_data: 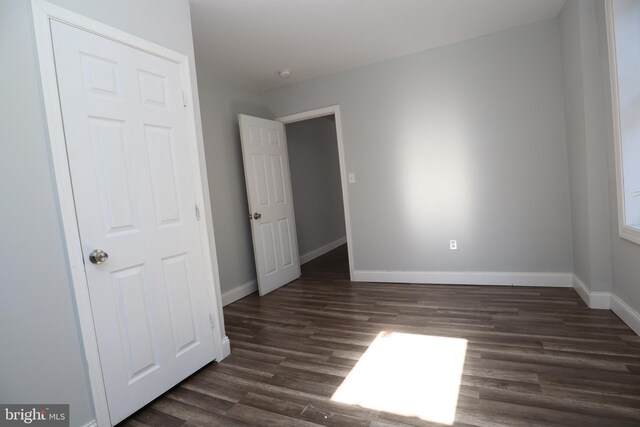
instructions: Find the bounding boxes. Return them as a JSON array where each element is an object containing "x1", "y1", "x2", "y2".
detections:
[{"x1": 278, "y1": 106, "x2": 354, "y2": 281}]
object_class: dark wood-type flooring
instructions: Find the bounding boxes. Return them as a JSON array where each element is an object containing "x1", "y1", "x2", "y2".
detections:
[{"x1": 121, "y1": 245, "x2": 640, "y2": 426}]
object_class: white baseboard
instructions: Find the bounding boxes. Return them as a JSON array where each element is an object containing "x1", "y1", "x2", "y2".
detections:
[
  {"x1": 221, "y1": 279, "x2": 257, "y2": 306},
  {"x1": 352, "y1": 270, "x2": 573, "y2": 287},
  {"x1": 611, "y1": 294, "x2": 640, "y2": 336},
  {"x1": 299, "y1": 236, "x2": 347, "y2": 265},
  {"x1": 81, "y1": 420, "x2": 97, "y2": 427},
  {"x1": 218, "y1": 271, "x2": 640, "y2": 337},
  {"x1": 572, "y1": 275, "x2": 611, "y2": 309},
  {"x1": 220, "y1": 336, "x2": 231, "y2": 360}
]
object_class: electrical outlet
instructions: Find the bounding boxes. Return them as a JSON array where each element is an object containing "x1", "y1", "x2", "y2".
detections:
[
  {"x1": 449, "y1": 240, "x2": 457, "y2": 250},
  {"x1": 348, "y1": 173, "x2": 356, "y2": 183}
]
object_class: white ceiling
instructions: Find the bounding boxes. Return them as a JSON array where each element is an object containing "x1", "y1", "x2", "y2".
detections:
[{"x1": 189, "y1": 0, "x2": 566, "y2": 90}]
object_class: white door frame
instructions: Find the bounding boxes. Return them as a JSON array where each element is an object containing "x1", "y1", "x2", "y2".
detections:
[
  {"x1": 31, "y1": 1, "x2": 228, "y2": 425},
  {"x1": 277, "y1": 106, "x2": 355, "y2": 280}
]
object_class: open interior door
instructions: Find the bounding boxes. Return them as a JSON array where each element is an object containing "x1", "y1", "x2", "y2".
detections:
[{"x1": 239, "y1": 115, "x2": 301, "y2": 295}]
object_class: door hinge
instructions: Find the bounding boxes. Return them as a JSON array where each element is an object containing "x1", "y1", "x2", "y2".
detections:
[
  {"x1": 209, "y1": 313, "x2": 215, "y2": 329},
  {"x1": 195, "y1": 204, "x2": 201, "y2": 221},
  {"x1": 182, "y1": 91, "x2": 188, "y2": 107}
]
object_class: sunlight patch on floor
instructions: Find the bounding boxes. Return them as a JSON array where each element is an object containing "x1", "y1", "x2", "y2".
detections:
[{"x1": 331, "y1": 331, "x2": 467, "y2": 425}]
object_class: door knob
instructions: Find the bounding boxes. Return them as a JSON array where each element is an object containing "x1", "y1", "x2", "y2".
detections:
[
  {"x1": 89, "y1": 249, "x2": 109, "y2": 265},
  {"x1": 253, "y1": 212, "x2": 262, "y2": 220}
]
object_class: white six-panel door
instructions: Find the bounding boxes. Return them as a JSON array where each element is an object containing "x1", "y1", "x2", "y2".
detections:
[
  {"x1": 239, "y1": 115, "x2": 301, "y2": 295},
  {"x1": 51, "y1": 20, "x2": 216, "y2": 423}
]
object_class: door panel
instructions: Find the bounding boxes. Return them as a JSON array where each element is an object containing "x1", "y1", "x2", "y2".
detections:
[
  {"x1": 145, "y1": 125, "x2": 182, "y2": 226},
  {"x1": 51, "y1": 20, "x2": 216, "y2": 424},
  {"x1": 271, "y1": 155, "x2": 287, "y2": 204},
  {"x1": 162, "y1": 254, "x2": 198, "y2": 355},
  {"x1": 277, "y1": 218, "x2": 294, "y2": 267},
  {"x1": 261, "y1": 222, "x2": 279, "y2": 276},
  {"x1": 111, "y1": 265, "x2": 159, "y2": 383},
  {"x1": 89, "y1": 117, "x2": 138, "y2": 233},
  {"x1": 252, "y1": 154, "x2": 271, "y2": 206},
  {"x1": 239, "y1": 115, "x2": 301, "y2": 295}
]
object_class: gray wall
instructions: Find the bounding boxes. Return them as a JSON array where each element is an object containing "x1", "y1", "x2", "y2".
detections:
[
  {"x1": 598, "y1": 1, "x2": 640, "y2": 315},
  {"x1": 558, "y1": 0, "x2": 640, "y2": 316},
  {"x1": 0, "y1": 1, "x2": 211, "y2": 425},
  {"x1": 611, "y1": 0, "x2": 640, "y2": 225},
  {"x1": 267, "y1": 19, "x2": 573, "y2": 275},
  {"x1": 558, "y1": 0, "x2": 612, "y2": 293},
  {"x1": 196, "y1": 67, "x2": 271, "y2": 294},
  {"x1": 286, "y1": 117, "x2": 346, "y2": 258}
]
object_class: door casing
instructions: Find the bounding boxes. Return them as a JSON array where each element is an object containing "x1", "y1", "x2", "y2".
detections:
[
  {"x1": 31, "y1": 1, "x2": 229, "y2": 424},
  {"x1": 277, "y1": 106, "x2": 354, "y2": 280}
]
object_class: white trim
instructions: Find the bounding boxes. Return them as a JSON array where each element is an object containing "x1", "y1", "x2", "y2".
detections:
[
  {"x1": 177, "y1": 30, "x2": 227, "y2": 368},
  {"x1": 277, "y1": 106, "x2": 355, "y2": 281},
  {"x1": 221, "y1": 279, "x2": 258, "y2": 306},
  {"x1": 299, "y1": 236, "x2": 347, "y2": 265},
  {"x1": 572, "y1": 276, "x2": 591, "y2": 307},
  {"x1": 611, "y1": 295, "x2": 640, "y2": 336},
  {"x1": 81, "y1": 421, "x2": 98, "y2": 427},
  {"x1": 31, "y1": 2, "x2": 110, "y2": 425},
  {"x1": 572, "y1": 275, "x2": 611, "y2": 309},
  {"x1": 352, "y1": 270, "x2": 573, "y2": 287},
  {"x1": 30, "y1": 1, "x2": 227, "y2": 424},
  {"x1": 221, "y1": 336, "x2": 231, "y2": 359},
  {"x1": 604, "y1": 0, "x2": 640, "y2": 246}
]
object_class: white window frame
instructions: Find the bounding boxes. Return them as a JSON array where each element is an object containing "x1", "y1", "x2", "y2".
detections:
[{"x1": 605, "y1": 0, "x2": 640, "y2": 245}]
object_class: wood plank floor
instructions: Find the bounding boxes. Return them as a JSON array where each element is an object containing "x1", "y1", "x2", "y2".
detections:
[{"x1": 121, "y1": 245, "x2": 640, "y2": 426}]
